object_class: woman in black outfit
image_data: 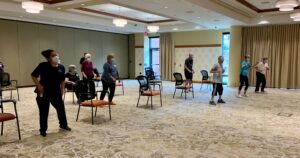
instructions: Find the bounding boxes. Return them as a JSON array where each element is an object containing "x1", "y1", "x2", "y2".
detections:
[{"x1": 31, "y1": 49, "x2": 71, "y2": 137}]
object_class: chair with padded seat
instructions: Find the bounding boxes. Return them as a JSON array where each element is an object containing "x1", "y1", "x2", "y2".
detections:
[
  {"x1": 136, "y1": 75, "x2": 162, "y2": 109},
  {"x1": 173, "y1": 72, "x2": 194, "y2": 100},
  {"x1": 200, "y1": 70, "x2": 212, "y2": 91},
  {"x1": 0, "y1": 72, "x2": 21, "y2": 140},
  {"x1": 74, "y1": 79, "x2": 111, "y2": 125},
  {"x1": 115, "y1": 80, "x2": 125, "y2": 95},
  {"x1": 63, "y1": 83, "x2": 76, "y2": 104},
  {"x1": 145, "y1": 67, "x2": 163, "y2": 90},
  {"x1": 1, "y1": 72, "x2": 19, "y2": 101}
]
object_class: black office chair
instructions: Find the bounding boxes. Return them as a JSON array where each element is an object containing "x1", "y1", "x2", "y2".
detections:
[
  {"x1": 145, "y1": 67, "x2": 162, "y2": 90},
  {"x1": 0, "y1": 72, "x2": 21, "y2": 140},
  {"x1": 75, "y1": 80, "x2": 111, "y2": 125},
  {"x1": 136, "y1": 75, "x2": 162, "y2": 109},
  {"x1": 173, "y1": 72, "x2": 194, "y2": 100},
  {"x1": 200, "y1": 70, "x2": 212, "y2": 91}
]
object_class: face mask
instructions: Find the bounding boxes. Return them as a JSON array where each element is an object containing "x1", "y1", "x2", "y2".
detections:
[{"x1": 52, "y1": 56, "x2": 60, "y2": 64}]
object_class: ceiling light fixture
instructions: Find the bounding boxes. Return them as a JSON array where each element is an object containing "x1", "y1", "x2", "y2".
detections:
[
  {"x1": 172, "y1": 28, "x2": 178, "y2": 31},
  {"x1": 113, "y1": 18, "x2": 127, "y2": 27},
  {"x1": 164, "y1": 6, "x2": 169, "y2": 9},
  {"x1": 275, "y1": 0, "x2": 298, "y2": 11},
  {"x1": 258, "y1": 20, "x2": 270, "y2": 24},
  {"x1": 290, "y1": 11, "x2": 300, "y2": 21},
  {"x1": 147, "y1": 25, "x2": 159, "y2": 32},
  {"x1": 22, "y1": 1, "x2": 44, "y2": 14}
]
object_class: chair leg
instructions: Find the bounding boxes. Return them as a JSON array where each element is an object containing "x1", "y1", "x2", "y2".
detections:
[
  {"x1": 94, "y1": 107, "x2": 97, "y2": 117},
  {"x1": 91, "y1": 107, "x2": 94, "y2": 125},
  {"x1": 76, "y1": 105, "x2": 81, "y2": 121},
  {"x1": 136, "y1": 94, "x2": 141, "y2": 107},
  {"x1": 173, "y1": 88, "x2": 176, "y2": 98},
  {"x1": 181, "y1": 89, "x2": 183, "y2": 97},
  {"x1": 192, "y1": 88, "x2": 194, "y2": 98},
  {"x1": 72, "y1": 92, "x2": 75, "y2": 104},
  {"x1": 13, "y1": 102, "x2": 21, "y2": 140},
  {"x1": 10, "y1": 90, "x2": 12, "y2": 100},
  {"x1": 185, "y1": 89, "x2": 187, "y2": 100},
  {"x1": 146, "y1": 96, "x2": 150, "y2": 106},
  {"x1": 17, "y1": 88, "x2": 20, "y2": 101},
  {"x1": 160, "y1": 92, "x2": 162, "y2": 107},
  {"x1": 108, "y1": 104, "x2": 112, "y2": 120},
  {"x1": 122, "y1": 85, "x2": 124, "y2": 95},
  {"x1": 151, "y1": 96, "x2": 153, "y2": 109},
  {"x1": 1, "y1": 122, "x2": 3, "y2": 136},
  {"x1": 200, "y1": 83, "x2": 203, "y2": 90}
]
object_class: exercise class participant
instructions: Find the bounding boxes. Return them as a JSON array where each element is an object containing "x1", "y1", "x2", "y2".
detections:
[
  {"x1": 100, "y1": 54, "x2": 118, "y2": 104},
  {"x1": 81, "y1": 53, "x2": 95, "y2": 80},
  {"x1": 255, "y1": 57, "x2": 270, "y2": 93},
  {"x1": 209, "y1": 56, "x2": 226, "y2": 105},
  {"x1": 237, "y1": 55, "x2": 252, "y2": 97},
  {"x1": 184, "y1": 53, "x2": 194, "y2": 87},
  {"x1": 65, "y1": 65, "x2": 80, "y2": 90},
  {"x1": 31, "y1": 49, "x2": 71, "y2": 137}
]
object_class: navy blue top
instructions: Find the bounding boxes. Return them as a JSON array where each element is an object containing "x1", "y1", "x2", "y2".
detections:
[
  {"x1": 101, "y1": 62, "x2": 118, "y2": 83},
  {"x1": 31, "y1": 62, "x2": 65, "y2": 95}
]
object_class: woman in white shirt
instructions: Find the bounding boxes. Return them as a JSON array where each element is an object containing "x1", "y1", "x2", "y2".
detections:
[{"x1": 255, "y1": 58, "x2": 270, "y2": 93}]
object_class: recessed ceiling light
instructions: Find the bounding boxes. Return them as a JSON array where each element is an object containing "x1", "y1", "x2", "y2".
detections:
[
  {"x1": 57, "y1": 7, "x2": 61, "y2": 10},
  {"x1": 173, "y1": 28, "x2": 178, "y2": 31},
  {"x1": 164, "y1": 6, "x2": 168, "y2": 9},
  {"x1": 81, "y1": 3, "x2": 85, "y2": 6},
  {"x1": 197, "y1": 17, "x2": 200, "y2": 18},
  {"x1": 194, "y1": 26, "x2": 201, "y2": 29},
  {"x1": 19, "y1": 15, "x2": 23, "y2": 18},
  {"x1": 258, "y1": 20, "x2": 269, "y2": 24}
]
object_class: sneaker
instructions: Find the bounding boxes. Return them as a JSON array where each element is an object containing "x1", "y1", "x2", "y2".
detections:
[
  {"x1": 237, "y1": 94, "x2": 243, "y2": 98},
  {"x1": 40, "y1": 131, "x2": 47, "y2": 137},
  {"x1": 217, "y1": 99, "x2": 226, "y2": 104},
  {"x1": 209, "y1": 101, "x2": 216, "y2": 105},
  {"x1": 60, "y1": 126, "x2": 72, "y2": 131}
]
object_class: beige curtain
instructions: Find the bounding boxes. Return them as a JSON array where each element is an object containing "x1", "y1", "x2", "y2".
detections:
[
  {"x1": 160, "y1": 33, "x2": 174, "y2": 80},
  {"x1": 242, "y1": 24, "x2": 300, "y2": 89}
]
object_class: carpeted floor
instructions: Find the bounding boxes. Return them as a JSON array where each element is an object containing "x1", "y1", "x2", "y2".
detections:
[{"x1": 0, "y1": 80, "x2": 300, "y2": 158}]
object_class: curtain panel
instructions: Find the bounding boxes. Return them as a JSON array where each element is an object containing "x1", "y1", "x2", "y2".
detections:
[
  {"x1": 160, "y1": 33, "x2": 174, "y2": 80},
  {"x1": 242, "y1": 24, "x2": 300, "y2": 89}
]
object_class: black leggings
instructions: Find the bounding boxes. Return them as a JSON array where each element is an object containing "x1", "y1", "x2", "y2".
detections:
[
  {"x1": 239, "y1": 74, "x2": 249, "y2": 91},
  {"x1": 212, "y1": 83, "x2": 223, "y2": 96},
  {"x1": 100, "y1": 80, "x2": 116, "y2": 102},
  {"x1": 255, "y1": 72, "x2": 266, "y2": 92}
]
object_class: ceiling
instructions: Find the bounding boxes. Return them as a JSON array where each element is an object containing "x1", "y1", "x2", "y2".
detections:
[{"x1": 0, "y1": 0, "x2": 299, "y2": 34}]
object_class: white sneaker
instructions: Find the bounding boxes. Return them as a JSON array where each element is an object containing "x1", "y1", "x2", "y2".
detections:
[{"x1": 237, "y1": 94, "x2": 243, "y2": 98}]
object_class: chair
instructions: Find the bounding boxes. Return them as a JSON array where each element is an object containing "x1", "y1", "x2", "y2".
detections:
[
  {"x1": 200, "y1": 70, "x2": 212, "y2": 91},
  {"x1": 115, "y1": 80, "x2": 125, "y2": 95},
  {"x1": 0, "y1": 73, "x2": 21, "y2": 140},
  {"x1": 136, "y1": 75, "x2": 162, "y2": 109},
  {"x1": 173, "y1": 72, "x2": 194, "y2": 100},
  {"x1": 93, "y1": 68, "x2": 101, "y2": 87},
  {"x1": 75, "y1": 80, "x2": 112, "y2": 125},
  {"x1": 1, "y1": 72, "x2": 19, "y2": 101},
  {"x1": 145, "y1": 67, "x2": 163, "y2": 90},
  {"x1": 63, "y1": 83, "x2": 76, "y2": 104}
]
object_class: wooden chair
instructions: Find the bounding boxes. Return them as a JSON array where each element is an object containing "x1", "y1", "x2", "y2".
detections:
[
  {"x1": 75, "y1": 80, "x2": 111, "y2": 125},
  {"x1": 173, "y1": 72, "x2": 194, "y2": 100},
  {"x1": 136, "y1": 75, "x2": 162, "y2": 109}
]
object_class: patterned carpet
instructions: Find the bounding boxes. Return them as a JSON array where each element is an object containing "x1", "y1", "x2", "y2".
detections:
[{"x1": 0, "y1": 80, "x2": 300, "y2": 158}]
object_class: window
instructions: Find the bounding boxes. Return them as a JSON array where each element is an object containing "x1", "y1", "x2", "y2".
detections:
[
  {"x1": 149, "y1": 37, "x2": 160, "y2": 76},
  {"x1": 222, "y1": 32, "x2": 230, "y2": 85}
]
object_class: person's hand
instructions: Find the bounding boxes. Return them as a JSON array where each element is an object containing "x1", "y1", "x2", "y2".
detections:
[
  {"x1": 112, "y1": 77, "x2": 116, "y2": 82},
  {"x1": 83, "y1": 74, "x2": 87, "y2": 79},
  {"x1": 37, "y1": 85, "x2": 44, "y2": 94},
  {"x1": 217, "y1": 69, "x2": 222, "y2": 74}
]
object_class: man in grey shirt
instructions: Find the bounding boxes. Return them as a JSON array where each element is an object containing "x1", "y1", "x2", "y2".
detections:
[{"x1": 209, "y1": 56, "x2": 226, "y2": 105}]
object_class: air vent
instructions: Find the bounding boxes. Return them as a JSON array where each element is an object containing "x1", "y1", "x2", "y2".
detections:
[
  {"x1": 261, "y1": 1, "x2": 270, "y2": 4},
  {"x1": 186, "y1": 10, "x2": 195, "y2": 14}
]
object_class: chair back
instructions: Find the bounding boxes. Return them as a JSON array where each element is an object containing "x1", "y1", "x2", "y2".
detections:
[
  {"x1": 0, "y1": 72, "x2": 11, "y2": 87},
  {"x1": 74, "y1": 79, "x2": 96, "y2": 101},
  {"x1": 93, "y1": 68, "x2": 100, "y2": 77},
  {"x1": 145, "y1": 67, "x2": 155, "y2": 80},
  {"x1": 136, "y1": 75, "x2": 149, "y2": 93},
  {"x1": 173, "y1": 72, "x2": 184, "y2": 86},
  {"x1": 200, "y1": 70, "x2": 209, "y2": 80}
]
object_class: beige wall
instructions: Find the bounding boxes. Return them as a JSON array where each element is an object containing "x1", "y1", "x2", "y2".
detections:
[{"x1": 0, "y1": 19, "x2": 129, "y2": 86}]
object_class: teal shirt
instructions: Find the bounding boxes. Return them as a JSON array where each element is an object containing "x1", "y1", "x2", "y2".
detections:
[{"x1": 240, "y1": 60, "x2": 251, "y2": 76}]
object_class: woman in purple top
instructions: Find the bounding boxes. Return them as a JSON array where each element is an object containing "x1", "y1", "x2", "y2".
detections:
[{"x1": 81, "y1": 53, "x2": 95, "y2": 80}]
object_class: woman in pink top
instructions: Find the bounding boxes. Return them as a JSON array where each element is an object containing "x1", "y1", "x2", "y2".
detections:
[{"x1": 81, "y1": 53, "x2": 95, "y2": 80}]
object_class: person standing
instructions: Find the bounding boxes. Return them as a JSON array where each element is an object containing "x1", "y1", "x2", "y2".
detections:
[
  {"x1": 255, "y1": 57, "x2": 270, "y2": 93},
  {"x1": 0, "y1": 62, "x2": 4, "y2": 73},
  {"x1": 237, "y1": 55, "x2": 252, "y2": 97},
  {"x1": 79, "y1": 52, "x2": 87, "y2": 65},
  {"x1": 184, "y1": 53, "x2": 194, "y2": 86},
  {"x1": 209, "y1": 56, "x2": 226, "y2": 105},
  {"x1": 100, "y1": 55, "x2": 118, "y2": 104},
  {"x1": 81, "y1": 53, "x2": 95, "y2": 80},
  {"x1": 31, "y1": 49, "x2": 71, "y2": 137}
]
